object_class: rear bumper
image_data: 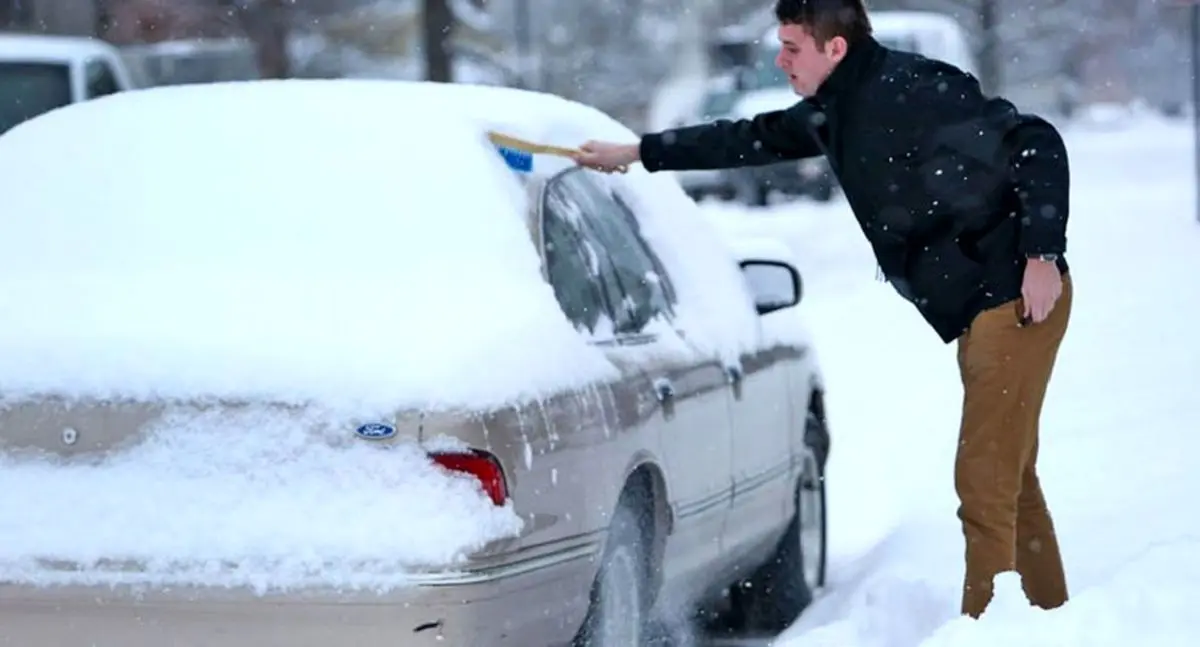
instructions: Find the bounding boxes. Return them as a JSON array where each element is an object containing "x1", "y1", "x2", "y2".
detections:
[{"x1": 0, "y1": 548, "x2": 598, "y2": 647}]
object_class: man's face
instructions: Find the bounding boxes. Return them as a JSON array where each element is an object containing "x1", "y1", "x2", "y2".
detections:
[{"x1": 774, "y1": 23, "x2": 847, "y2": 96}]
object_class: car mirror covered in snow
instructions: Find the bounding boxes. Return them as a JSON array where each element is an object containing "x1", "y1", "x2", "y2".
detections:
[{"x1": 740, "y1": 259, "x2": 802, "y2": 315}]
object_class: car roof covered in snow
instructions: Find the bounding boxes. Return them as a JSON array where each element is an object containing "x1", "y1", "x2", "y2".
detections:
[
  {"x1": 0, "y1": 79, "x2": 771, "y2": 412},
  {"x1": 869, "y1": 10, "x2": 965, "y2": 34},
  {"x1": 0, "y1": 33, "x2": 121, "y2": 64}
]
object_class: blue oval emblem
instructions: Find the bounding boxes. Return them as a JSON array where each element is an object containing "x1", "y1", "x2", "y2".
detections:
[{"x1": 355, "y1": 422, "x2": 396, "y2": 441}]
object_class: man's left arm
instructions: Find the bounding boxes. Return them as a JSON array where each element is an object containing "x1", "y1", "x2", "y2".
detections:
[{"x1": 1007, "y1": 116, "x2": 1070, "y2": 257}]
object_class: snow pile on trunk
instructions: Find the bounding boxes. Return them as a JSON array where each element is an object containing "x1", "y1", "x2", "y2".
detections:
[{"x1": 0, "y1": 405, "x2": 523, "y2": 592}]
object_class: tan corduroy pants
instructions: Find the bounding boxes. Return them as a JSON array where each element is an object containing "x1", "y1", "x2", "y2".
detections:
[{"x1": 954, "y1": 274, "x2": 1073, "y2": 618}]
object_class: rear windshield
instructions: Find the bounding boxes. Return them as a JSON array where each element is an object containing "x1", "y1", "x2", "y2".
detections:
[{"x1": 0, "y1": 62, "x2": 72, "y2": 135}]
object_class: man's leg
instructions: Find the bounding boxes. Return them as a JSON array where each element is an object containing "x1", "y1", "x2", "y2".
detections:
[
  {"x1": 954, "y1": 276, "x2": 1072, "y2": 617},
  {"x1": 1014, "y1": 278, "x2": 1073, "y2": 610},
  {"x1": 1015, "y1": 435, "x2": 1069, "y2": 609}
]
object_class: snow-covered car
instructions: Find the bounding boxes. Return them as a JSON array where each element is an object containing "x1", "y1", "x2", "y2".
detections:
[{"x1": 0, "y1": 79, "x2": 830, "y2": 646}]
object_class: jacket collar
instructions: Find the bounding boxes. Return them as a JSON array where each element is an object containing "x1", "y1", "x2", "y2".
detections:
[{"x1": 812, "y1": 35, "x2": 882, "y2": 106}]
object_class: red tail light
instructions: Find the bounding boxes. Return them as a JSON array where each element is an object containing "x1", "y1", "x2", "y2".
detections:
[{"x1": 430, "y1": 449, "x2": 509, "y2": 506}]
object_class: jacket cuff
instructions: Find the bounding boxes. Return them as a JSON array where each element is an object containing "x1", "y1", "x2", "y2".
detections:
[{"x1": 639, "y1": 133, "x2": 668, "y2": 173}]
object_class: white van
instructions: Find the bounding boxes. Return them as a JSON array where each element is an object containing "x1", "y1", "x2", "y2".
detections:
[
  {"x1": 870, "y1": 11, "x2": 978, "y2": 78},
  {"x1": 0, "y1": 34, "x2": 138, "y2": 135}
]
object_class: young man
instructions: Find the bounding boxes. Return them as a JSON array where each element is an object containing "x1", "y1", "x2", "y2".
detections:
[{"x1": 574, "y1": 0, "x2": 1073, "y2": 620}]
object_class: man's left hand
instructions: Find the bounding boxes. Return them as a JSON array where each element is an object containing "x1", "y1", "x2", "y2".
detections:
[{"x1": 1021, "y1": 258, "x2": 1063, "y2": 324}]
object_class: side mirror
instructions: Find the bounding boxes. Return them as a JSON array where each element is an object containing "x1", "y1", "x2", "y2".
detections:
[{"x1": 739, "y1": 259, "x2": 802, "y2": 315}]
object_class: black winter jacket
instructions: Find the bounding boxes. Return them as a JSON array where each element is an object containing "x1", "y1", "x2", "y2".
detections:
[{"x1": 639, "y1": 36, "x2": 1071, "y2": 343}]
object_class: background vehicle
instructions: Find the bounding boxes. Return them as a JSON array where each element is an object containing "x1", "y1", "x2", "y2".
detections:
[
  {"x1": 0, "y1": 80, "x2": 831, "y2": 646},
  {"x1": 717, "y1": 87, "x2": 837, "y2": 207},
  {"x1": 676, "y1": 77, "x2": 836, "y2": 206},
  {"x1": 0, "y1": 33, "x2": 137, "y2": 135}
]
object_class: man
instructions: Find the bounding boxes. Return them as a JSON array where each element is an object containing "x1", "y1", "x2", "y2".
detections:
[{"x1": 574, "y1": 0, "x2": 1073, "y2": 620}]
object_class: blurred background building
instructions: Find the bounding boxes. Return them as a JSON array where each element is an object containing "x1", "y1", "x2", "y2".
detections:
[{"x1": 0, "y1": 0, "x2": 1193, "y2": 130}]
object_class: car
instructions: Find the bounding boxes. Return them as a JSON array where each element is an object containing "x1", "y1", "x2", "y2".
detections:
[
  {"x1": 0, "y1": 33, "x2": 138, "y2": 136},
  {"x1": 0, "y1": 79, "x2": 831, "y2": 647}
]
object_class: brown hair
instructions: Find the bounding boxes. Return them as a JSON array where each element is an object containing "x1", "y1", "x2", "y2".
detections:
[{"x1": 774, "y1": 0, "x2": 873, "y2": 47}]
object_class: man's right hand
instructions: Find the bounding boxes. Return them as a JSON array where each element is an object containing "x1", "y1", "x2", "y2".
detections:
[{"x1": 573, "y1": 140, "x2": 639, "y2": 174}]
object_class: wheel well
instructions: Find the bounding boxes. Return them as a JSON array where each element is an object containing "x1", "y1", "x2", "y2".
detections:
[
  {"x1": 807, "y1": 388, "x2": 826, "y2": 424},
  {"x1": 621, "y1": 464, "x2": 671, "y2": 590},
  {"x1": 806, "y1": 388, "x2": 830, "y2": 462}
]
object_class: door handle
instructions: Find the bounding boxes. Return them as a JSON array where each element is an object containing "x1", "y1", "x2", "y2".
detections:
[
  {"x1": 653, "y1": 377, "x2": 676, "y2": 420},
  {"x1": 725, "y1": 365, "x2": 744, "y2": 400}
]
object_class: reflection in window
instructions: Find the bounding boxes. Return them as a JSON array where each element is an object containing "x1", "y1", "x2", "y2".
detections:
[
  {"x1": 542, "y1": 189, "x2": 613, "y2": 337},
  {"x1": 545, "y1": 170, "x2": 677, "y2": 335}
]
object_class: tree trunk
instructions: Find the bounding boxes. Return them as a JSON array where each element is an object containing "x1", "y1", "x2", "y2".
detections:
[
  {"x1": 422, "y1": 0, "x2": 454, "y2": 83},
  {"x1": 235, "y1": 0, "x2": 290, "y2": 79},
  {"x1": 977, "y1": 0, "x2": 1001, "y2": 94}
]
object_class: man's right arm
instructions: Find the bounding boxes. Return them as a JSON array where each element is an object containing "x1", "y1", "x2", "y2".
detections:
[{"x1": 639, "y1": 101, "x2": 825, "y2": 172}]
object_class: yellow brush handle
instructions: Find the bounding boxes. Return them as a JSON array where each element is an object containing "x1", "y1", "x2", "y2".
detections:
[{"x1": 486, "y1": 131, "x2": 629, "y2": 174}]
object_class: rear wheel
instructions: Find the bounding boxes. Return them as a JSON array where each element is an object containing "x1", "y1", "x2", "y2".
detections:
[{"x1": 574, "y1": 490, "x2": 653, "y2": 647}]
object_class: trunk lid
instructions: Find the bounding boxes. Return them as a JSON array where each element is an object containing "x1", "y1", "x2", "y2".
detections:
[{"x1": 0, "y1": 396, "x2": 523, "y2": 592}]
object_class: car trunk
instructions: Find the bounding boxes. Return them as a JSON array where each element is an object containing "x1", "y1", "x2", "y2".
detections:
[
  {"x1": 0, "y1": 395, "x2": 522, "y2": 591},
  {"x1": 0, "y1": 396, "x2": 169, "y2": 459}
]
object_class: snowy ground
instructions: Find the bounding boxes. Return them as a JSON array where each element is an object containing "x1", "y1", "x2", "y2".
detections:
[{"x1": 700, "y1": 114, "x2": 1200, "y2": 646}]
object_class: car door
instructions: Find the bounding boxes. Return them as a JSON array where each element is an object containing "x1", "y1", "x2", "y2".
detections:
[
  {"x1": 722, "y1": 340, "x2": 797, "y2": 561},
  {"x1": 542, "y1": 167, "x2": 735, "y2": 588}
]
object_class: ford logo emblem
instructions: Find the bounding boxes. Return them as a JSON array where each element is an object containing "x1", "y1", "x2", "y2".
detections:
[{"x1": 355, "y1": 422, "x2": 397, "y2": 441}]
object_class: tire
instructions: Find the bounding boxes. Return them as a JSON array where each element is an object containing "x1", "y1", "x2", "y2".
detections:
[
  {"x1": 809, "y1": 176, "x2": 834, "y2": 203},
  {"x1": 574, "y1": 492, "x2": 653, "y2": 647},
  {"x1": 731, "y1": 443, "x2": 827, "y2": 633},
  {"x1": 797, "y1": 445, "x2": 828, "y2": 591},
  {"x1": 752, "y1": 183, "x2": 771, "y2": 207}
]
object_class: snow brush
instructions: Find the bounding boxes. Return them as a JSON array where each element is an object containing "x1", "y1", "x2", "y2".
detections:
[{"x1": 486, "y1": 131, "x2": 629, "y2": 174}]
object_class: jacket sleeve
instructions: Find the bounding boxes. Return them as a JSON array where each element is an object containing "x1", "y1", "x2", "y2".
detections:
[
  {"x1": 639, "y1": 101, "x2": 825, "y2": 172},
  {"x1": 889, "y1": 68, "x2": 1069, "y2": 256},
  {"x1": 1007, "y1": 115, "x2": 1070, "y2": 256}
]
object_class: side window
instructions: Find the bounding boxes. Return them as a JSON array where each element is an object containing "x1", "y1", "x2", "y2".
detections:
[
  {"x1": 84, "y1": 60, "x2": 120, "y2": 100},
  {"x1": 543, "y1": 169, "x2": 677, "y2": 335},
  {"x1": 541, "y1": 190, "x2": 614, "y2": 338}
]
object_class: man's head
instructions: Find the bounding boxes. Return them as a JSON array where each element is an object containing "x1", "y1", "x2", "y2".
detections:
[{"x1": 773, "y1": 0, "x2": 872, "y2": 96}]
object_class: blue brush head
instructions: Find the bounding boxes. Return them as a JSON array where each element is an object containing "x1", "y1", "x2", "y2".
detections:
[{"x1": 496, "y1": 145, "x2": 534, "y2": 173}]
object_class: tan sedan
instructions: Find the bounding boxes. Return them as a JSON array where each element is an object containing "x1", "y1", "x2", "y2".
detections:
[{"x1": 0, "y1": 80, "x2": 831, "y2": 647}]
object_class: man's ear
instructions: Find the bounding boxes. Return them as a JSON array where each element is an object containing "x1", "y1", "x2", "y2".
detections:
[{"x1": 824, "y1": 36, "x2": 849, "y2": 62}]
